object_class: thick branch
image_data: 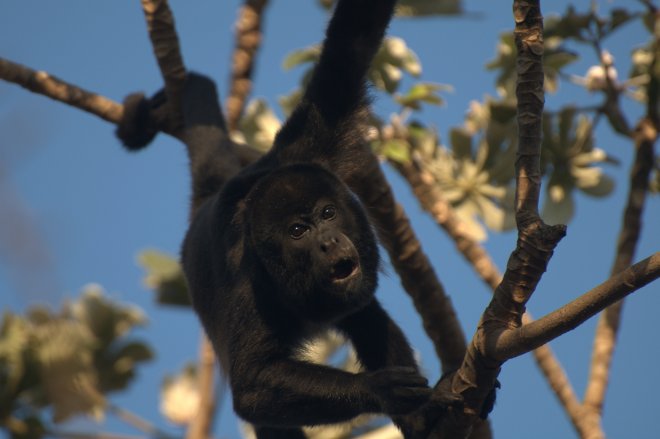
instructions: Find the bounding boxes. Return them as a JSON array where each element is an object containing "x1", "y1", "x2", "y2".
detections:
[
  {"x1": 429, "y1": 3, "x2": 567, "y2": 437},
  {"x1": 225, "y1": 0, "x2": 270, "y2": 132},
  {"x1": 0, "y1": 58, "x2": 123, "y2": 123},
  {"x1": 141, "y1": 0, "x2": 187, "y2": 132},
  {"x1": 389, "y1": 156, "x2": 588, "y2": 428}
]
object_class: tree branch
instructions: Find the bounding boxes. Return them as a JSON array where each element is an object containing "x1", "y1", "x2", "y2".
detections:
[
  {"x1": 581, "y1": 18, "x2": 660, "y2": 429},
  {"x1": 185, "y1": 335, "x2": 218, "y2": 439},
  {"x1": 394, "y1": 161, "x2": 503, "y2": 291},
  {"x1": 393, "y1": 158, "x2": 585, "y2": 427},
  {"x1": 583, "y1": 103, "x2": 658, "y2": 422},
  {"x1": 430, "y1": 2, "x2": 568, "y2": 436},
  {"x1": 140, "y1": 0, "x2": 187, "y2": 133},
  {"x1": 0, "y1": 58, "x2": 123, "y2": 123},
  {"x1": 395, "y1": 155, "x2": 588, "y2": 436},
  {"x1": 349, "y1": 156, "x2": 468, "y2": 372},
  {"x1": 225, "y1": 0, "x2": 270, "y2": 132},
  {"x1": 497, "y1": 253, "x2": 660, "y2": 358}
]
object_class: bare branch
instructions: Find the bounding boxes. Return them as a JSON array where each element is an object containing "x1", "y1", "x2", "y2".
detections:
[
  {"x1": 226, "y1": 0, "x2": 270, "y2": 132},
  {"x1": 185, "y1": 335, "x2": 219, "y2": 439},
  {"x1": 349, "y1": 156, "x2": 468, "y2": 372},
  {"x1": 581, "y1": 20, "x2": 660, "y2": 425},
  {"x1": 48, "y1": 430, "x2": 142, "y2": 439},
  {"x1": 583, "y1": 119, "x2": 657, "y2": 418},
  {"x1": 498, "y1": 253, "x2": 660, "y2": 358},
  {"x1": 430, "y1": 2, "x2": 568, "y2": 436},
  {"x1": 106, "y1": 403, "x2": 171, "y2": 438},
  {"x1": 394, "y1": 159, "x2": 585, "y2": 429},
  {"x1": 394, "y1": 161, "x2": 503, "y2": 291},
  {"x1": 140, "y1": 0, "x2": 187, "y2": 132},
  {"x1": 0, "y1": 57, "x2": 123, "y2": 123}
]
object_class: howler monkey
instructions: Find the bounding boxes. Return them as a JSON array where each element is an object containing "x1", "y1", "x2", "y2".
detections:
[{"x1": 117, "y1": 0, "x2": 461, "y2": 437}]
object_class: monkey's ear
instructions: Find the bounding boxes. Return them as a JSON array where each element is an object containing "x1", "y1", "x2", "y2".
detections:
[{"x1": 116, "y1": 91, "x2": 165, "y2": 150}]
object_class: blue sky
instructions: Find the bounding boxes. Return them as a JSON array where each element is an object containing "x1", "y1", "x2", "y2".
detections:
[{"x1": 0, "y1": 1, "x2": 658, "y2": 438}]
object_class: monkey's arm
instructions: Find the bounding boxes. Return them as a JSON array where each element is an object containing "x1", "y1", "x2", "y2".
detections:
[
  {"x1": 229, "y1": 342, "x2": 430, "y2": 427},
  {"x1": 337, "y1": 300, "x2": 420, "y2": 370},
  {"x1": 274, "y1": 0, "x2": 397, "y2": 159},
  {"x1": 338, "y1": 301, "x2": 463, "y2": 439}
]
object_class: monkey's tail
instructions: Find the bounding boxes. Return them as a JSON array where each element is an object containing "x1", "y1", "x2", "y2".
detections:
[{"x1": 115, "y1": 90, "x2": 168, "y2": 150}]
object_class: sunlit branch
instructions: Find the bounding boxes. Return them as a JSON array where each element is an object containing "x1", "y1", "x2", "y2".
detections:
[
  {"x1": 226, "y1": 0, "x2": 270, "y2": 132},
  {"x1": 140, "y1": 0, "x2": 187, "y2": 132},
  {"x1": 497, "y1": 253, "x2": 660, "y2": 358},
  {"x1": 0, "y1": 57, "x2": 123, "y2": 124}
]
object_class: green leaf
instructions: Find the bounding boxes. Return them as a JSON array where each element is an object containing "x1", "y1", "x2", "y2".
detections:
[
  {"x1": 68, "y1": 285, "x2": 146, "y2": 344},
  {"x1": 32, "y1": 319, "x2": 100, "y2": 422},
  {"x1": 542, "y1": 186, "x2": 575, "y2": 225},
  {"x1": 282, "y1": 46, "x2": 320, "y2": 71},
  {"x1": 380, "y1": 139, "x2": 411, "y2": 164},
  {"x1": 370, "y1": 37, "x2": 421, "y2": 93},
  {"x1": 609, "y1": 9, "x2": 635, "y2": 34},
  {"x1": 395, "y1": 82, "x2": 448, "y2": 110},
  {"x1": 0, "y1": 314, "x2": 29, "y2": 405},
  {"x1": 545, "y1": 6, "x2": 592, "y2": 41},
  {"x1": 579, "y1": 173, "x2": 615, "y2": 197},
  {"x1": 488, "y1": 101, "x2": 517, "y2": 124},
  {"x1": 278, "y1": 88, "x2": 304, "y2": 118},
  {"x1": 449, "y1": 128, "x2": 473, "y2": 161},
  {"x1": 96, "y1": 341, "x2": 153, "y2": 393},
  {"x1": 138, "y1": 250, "x2": 190, "y2": 307}
]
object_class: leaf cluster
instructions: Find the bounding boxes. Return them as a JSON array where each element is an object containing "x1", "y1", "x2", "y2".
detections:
[{"x1": 0, "y1": 285, "x2": 152, "y2": 438}]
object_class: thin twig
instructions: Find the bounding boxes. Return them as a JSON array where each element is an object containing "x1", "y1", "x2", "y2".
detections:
[
  {"x1": 47, "y1": 430, "x2": 142, "y2": 439},
  {"x1": 106, "y1": 403, "x2": 168, "y2": 437}
]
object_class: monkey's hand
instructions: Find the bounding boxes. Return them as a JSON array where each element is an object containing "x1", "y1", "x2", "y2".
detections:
[
  {"x1": 363, "y1": 367, "x2": 432, "y2": 416},
  {"x1": 393, "y1": 371, "x2": 464, "y2": 439}
]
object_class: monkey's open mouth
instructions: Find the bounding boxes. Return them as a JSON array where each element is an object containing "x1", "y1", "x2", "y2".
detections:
[{"x1": 331, "y1": 258, "x2": 359, "y2": 281}]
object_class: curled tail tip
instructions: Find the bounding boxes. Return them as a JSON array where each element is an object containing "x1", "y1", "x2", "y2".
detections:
[{"x1": 116, "y1": 92, "x2": 159, "y2": 151}]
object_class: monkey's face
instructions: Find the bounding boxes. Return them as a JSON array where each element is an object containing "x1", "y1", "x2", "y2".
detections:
[{"x1": 246, "y1": 164, "x2": 379, "y2": 321}]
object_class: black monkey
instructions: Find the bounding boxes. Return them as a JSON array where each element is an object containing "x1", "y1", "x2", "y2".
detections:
[{"x1": 118, "y1": 0, "x2": 462, "y2": 437}]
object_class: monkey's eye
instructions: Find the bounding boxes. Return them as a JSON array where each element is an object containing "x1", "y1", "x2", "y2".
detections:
[
  {"x1": 321, "y1": 205, "x2": 336, "y2": 220},
  {"x1": 288, "y1": 224, "x2": 309, "y2": 239}
]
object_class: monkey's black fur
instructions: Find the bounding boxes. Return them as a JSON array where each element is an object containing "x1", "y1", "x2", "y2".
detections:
[{"x1": 118, "y1": 0, "x2": 464, "y2": 437}]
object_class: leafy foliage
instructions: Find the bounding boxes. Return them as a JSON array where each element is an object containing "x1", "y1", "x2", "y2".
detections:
[
  {"x1": 138, "y1": 249, "x2": 190, "y2": 307},
  {"x1": 0, "y1": 285, "x2": 152, "y2": 437},
  {"x1": 541, "y1": 109, "x2": 616, "y2": 224},
  {"x1": 486, "y1": 32, "x2": 578, "y2": 96}
]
